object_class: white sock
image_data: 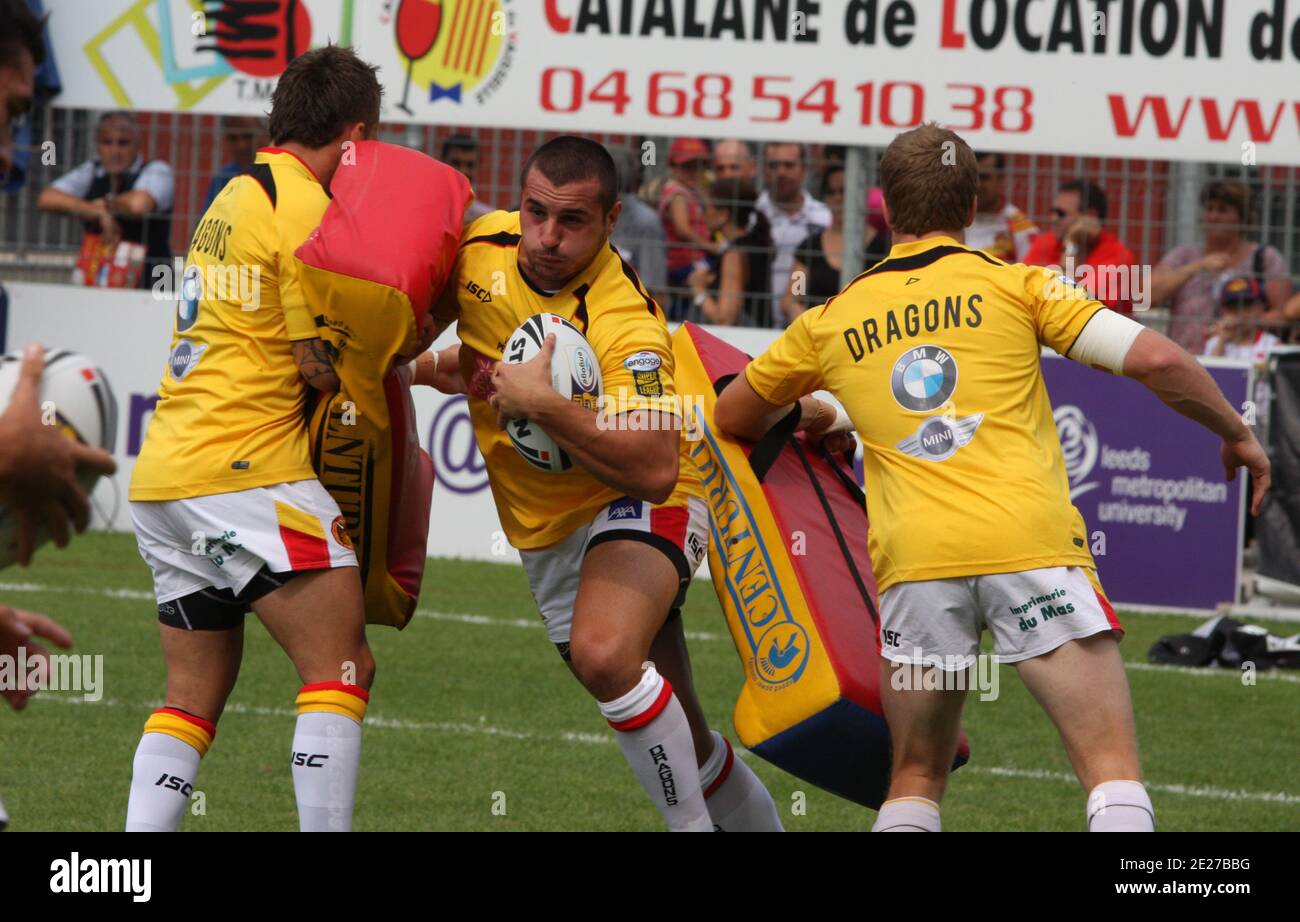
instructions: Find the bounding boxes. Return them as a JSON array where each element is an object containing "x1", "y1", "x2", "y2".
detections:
[
  {"x1": 872, "y1": 796, "x2": 942, "y2": 831},
  {"x1": 126, "y1": 732, "x2": 202, "y2": 832},
  {"x1": 1087, "y1": 780, "x2": 1155, "y2": 832},
  {"x1": 699, "y1": 731, "x2": 783, "y2": 831},
  {"x1": 291, "y1": 711, "x2": 363, "y2": 832},
  {"x1": 599, "y1": 664, "x2": 712, "y2": 832},
  {"x1": 0, "y1": 793, "x2": 9, "y2": 830}
]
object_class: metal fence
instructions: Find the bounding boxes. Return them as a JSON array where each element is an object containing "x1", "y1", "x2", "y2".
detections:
[{"x1": 3, "y1": 105, "x2": 1299, "y2": 345}]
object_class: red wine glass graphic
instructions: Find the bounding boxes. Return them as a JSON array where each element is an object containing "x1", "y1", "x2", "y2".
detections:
[{"x1": 395, "y1": 0, "x2": 443, "y2": 115}]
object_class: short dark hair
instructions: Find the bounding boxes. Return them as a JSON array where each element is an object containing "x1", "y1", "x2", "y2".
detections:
[
  {"x1": 0, "y1": 0, "x2": 46, "y2": 70},
  {"x1": 1061, "y1": 179, "x2": 1108, "y2": 220},
  {"x1": 819, "y1": 164, "x2": 845, "y2": 200},
  {"x1": 268, "y1": 46, "x2": 381, "y2": 148},
  {"x1": 975, "y1": 151, "x2": 1006, "y2": 170},
  {"x1": 880, "y1": 123, "x2": 978, "y2": 236},
  {"x1": 441, "y1": 134, "x2": 479, "y2": 159},
  {"x1": 1201, "y1": 180, "x2": 1251, "y2": 222},
  {"x1": 520, "y1": 136, "x2": 617, "y2": 213}
]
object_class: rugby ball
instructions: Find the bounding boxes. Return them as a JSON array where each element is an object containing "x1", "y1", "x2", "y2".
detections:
[
  {"x1": 0, "y1": 350, "x2": 118, "y2": 569},
  {"x1": 502, "y1": 313, "x2": 602, "y2": 472}
]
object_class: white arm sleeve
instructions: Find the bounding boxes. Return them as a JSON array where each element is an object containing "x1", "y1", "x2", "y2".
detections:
[{"x1": 1066, "y1": 309, "x2": 1146, "y2": 374}]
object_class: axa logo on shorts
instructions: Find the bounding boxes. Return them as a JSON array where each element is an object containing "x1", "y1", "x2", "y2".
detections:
[{"x1": 1055, "y1": 405, "x2": 1100, "y2": 499}]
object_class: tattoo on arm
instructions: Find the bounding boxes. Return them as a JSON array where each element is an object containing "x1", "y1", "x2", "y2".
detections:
[{"x1": 294, "y1": 338, "x2": 340, "y2": 391}]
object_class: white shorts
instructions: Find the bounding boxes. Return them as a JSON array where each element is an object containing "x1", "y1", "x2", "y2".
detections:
[
  {"x1": 519, "y1": 496, "x2": 709, "y2": 649},
  {"x1": 131, "y1": 480, "x2": 357, "y2": 624},
  {"x1": 878, "y1": 566, "x2": 1123, "y2": 668}
]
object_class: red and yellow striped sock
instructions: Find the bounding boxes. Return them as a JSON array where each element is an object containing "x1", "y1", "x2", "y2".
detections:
[
  {"x1": 142, "y1": 707, "x2": 216, "y2": 756},
  {"x1": 125, "y1": 708, "x2": 216, "y2": 831},
  {"x1": 291, "y1": 683, "x2": 369, "y2": 831},
  {"x1": 295, "y1": 681, "x2": 369, "y2": 723}
]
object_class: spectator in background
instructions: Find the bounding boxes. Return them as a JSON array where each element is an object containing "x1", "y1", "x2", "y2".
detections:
[
  {"x1": 967, "y1": 151, "x2": 1038, "y2": 262},
  {"x1": 780, "y1": 165, "x2": 888, "y2": 322},
  {"x1": 1204, "y1": 275, "x2": 1281, "y2": 361},
  {"x1": 757, "y1": 142, "x2": 831, "y2": 324},
  {"x1": 441, "y1": 133, "x2": 493, "y2": 221},
  {"x1": 659, "y1": 137, "x2": 716, "y2": 318},
  {"x1": 37, "y1": 110, "x2": 173, "y2": 288},
  {"x1": 198, "y1": 115, "x2": 263, "y2": 214},
  {"x1": 687, "y1": 178, "x2": 772, "y2": 326},
  {"x1": 1152, "y1": 180, "x2": 1293, "y2": 352},
  {"x1": 713, "y1": 138, "x2": 757, "y2": 182},
  {"x1": 1025, "y1": 179, "x2": 1136, "y2": 312},
  {"x1": 609, "y1": 146, "x2": 667, "y2": 304}
]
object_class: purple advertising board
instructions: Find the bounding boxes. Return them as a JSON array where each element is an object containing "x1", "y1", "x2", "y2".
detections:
[{"x1": 1041, "y1": 354, "x2": 1250, "y2": 612}]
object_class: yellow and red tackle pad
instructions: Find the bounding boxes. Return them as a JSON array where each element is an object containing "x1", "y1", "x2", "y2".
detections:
[
  {"x1": 672, "y1": 323, "x2": 971, "y2": 809},
  {"x1": 295, "y1": 141, "x2": 471, "y2": 628}
]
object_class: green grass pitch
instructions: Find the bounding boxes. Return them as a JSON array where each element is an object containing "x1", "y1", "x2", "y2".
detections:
[{"x1": 1, "y1": 532, "x2": 1296, "y2": 831}]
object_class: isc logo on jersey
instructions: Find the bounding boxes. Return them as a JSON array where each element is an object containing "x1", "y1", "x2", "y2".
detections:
[{"x1": 503, "y1": 313, "x2": 602, "y2": 472}]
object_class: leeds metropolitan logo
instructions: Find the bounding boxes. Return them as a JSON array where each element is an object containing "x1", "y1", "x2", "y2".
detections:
[
  {"x1": 890, "y1": 344, "x2": 958, "y2": 412},
  {"x1": 1054, "y1": 405, "x2": 1100, "y2": 499}
]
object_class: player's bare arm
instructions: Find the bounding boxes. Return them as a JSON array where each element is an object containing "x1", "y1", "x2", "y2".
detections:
[
  {"x1": 1120, "y1": 327, "x2": 1270, "y2": 514},
  {"x1": 714, "y1": 372, "x2": 855, "y2": 454},
  {"x1": 411, "y1": 344, "x2": 465, "y2": 394},
  {"x1": 490, "y1": 334, "x2": 677, "y2": 503},
  {"x1": 291, "y1": 337, "x2": 339, "y2": 392},
  {"x1": 0, "y1": 344, "x2": 116, "y2": 564}
]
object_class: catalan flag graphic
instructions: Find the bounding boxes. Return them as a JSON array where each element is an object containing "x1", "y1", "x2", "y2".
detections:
[{"x1": 275, "y1": 500, "x2": 331, "y2": 570}]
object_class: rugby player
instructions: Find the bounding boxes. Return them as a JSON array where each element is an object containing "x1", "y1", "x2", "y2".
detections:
[
  {"x1": 124, "y1": 47, "x2": 383, "y2": 832},
  {"x1": 417, "y1": 136, "x2": 782, "y2": 831},
  {"x1": 715, "y1": 123, "x2": 1270, "y2": 832},
  {"x1": 0, "y1": 0, "x2": 116, "y2": 731}
]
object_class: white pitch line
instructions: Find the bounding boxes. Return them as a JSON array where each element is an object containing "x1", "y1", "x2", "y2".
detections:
[
  {"x1": 4, "y1": 581, "x2": 1297, "y2": 681},
  {"x1": 415, "y1": 608, "x2": 724, "y2": 642},
  {"x1": 30, "y1": 693, "x2": 1300, "y2": 808},
  {"x1": 964, "y1": 765, "x2": 1300, "y2": 806}
]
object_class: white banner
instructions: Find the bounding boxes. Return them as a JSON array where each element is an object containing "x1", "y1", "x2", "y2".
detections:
[
  {"x1": 1, "y1": 281, "x2": 781, "y2": 566},
  {"x1": 44, "y1": 0, "x2": 1300, "y2": 165}
]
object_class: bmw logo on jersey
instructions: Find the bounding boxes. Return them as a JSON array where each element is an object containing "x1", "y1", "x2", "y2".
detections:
[{"x1": 891, "y1": 344, "x2": 957, "y2": 412}]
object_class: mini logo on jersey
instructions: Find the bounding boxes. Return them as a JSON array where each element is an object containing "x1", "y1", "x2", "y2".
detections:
[
  {"x1": 624, "y1": 351, "x2": 662, "y2": 373},
  {"x1": 890, "y1": 344, "x2": 957, "y2": 412},
  {"x1": 1055, "y1": 405, "x2": 1100, "y2": 500},
  {"x1": 896, "y1": 413, "x2": 983, "y2": 462},
  {"x1": 330, "y1": 515, "x2": 354, "y2": 550},
  {"x1": 753, "y1": 621, "x2": 809, "y2": 689},
  {"x1": 177, "y1": 264, "x2": 202, "y2": 332},
  {"x1": 606, "y1": 498, "x2": 643, "y2": 521},
  {"x1": 168, "y1": 339, "x2": 207, "y2": 381}
]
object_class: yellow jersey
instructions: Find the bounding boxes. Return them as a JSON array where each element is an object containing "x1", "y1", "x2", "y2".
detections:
[
  {"x1": 131, "y1": 149, "x2": 327, "y2": 501},
  {"x1": 745, "y1": 235, "x2": 1104, "y2": 591},
  {"x1": 447, "y1": 211, "x2": 704, "y2": 549}
]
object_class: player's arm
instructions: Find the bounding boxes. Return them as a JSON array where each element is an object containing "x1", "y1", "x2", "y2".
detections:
[
  {"x1": 292, "y1": 338, "x2": 339, "y2": 392},
  {"x1": 490, "y1": 335, "x2": 679, "y2": 504},
  {"x1": 0, "y1": 345, "x2": 116, "y2": 565},
  {"x1": 714, "y1": 310, "x2": 853, "y2": 451},
  {"x1": 1042, "y1": 277, "x2": 1270, "y2": 515}
]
